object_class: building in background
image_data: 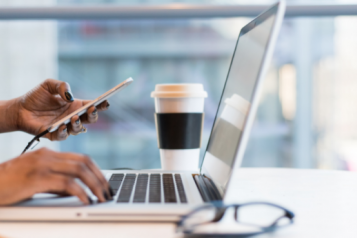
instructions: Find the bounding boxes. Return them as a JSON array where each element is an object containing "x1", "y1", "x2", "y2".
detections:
[
  {"x1": 58, "y1": 17, "x2": 238, "y2": 169},
  {"x1": 1, "y1": 0, "x2": 357, "y2": 172},
  {"x1": 57, "y1": 0, "x2": 336, "y2": 170},
  {"x1": 0, "y1": 0, "x2": 58, "y2": 161}
]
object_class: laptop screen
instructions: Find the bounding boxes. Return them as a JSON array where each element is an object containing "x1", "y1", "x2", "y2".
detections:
[{"x1": 201, "y1": 4, "x2": 280, "y2": 194}]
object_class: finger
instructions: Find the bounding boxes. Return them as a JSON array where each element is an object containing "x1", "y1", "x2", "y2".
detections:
[
  {"x1": 47, "y1": 158, "x2": 108, "y2": 203},
  {"x1": 47, "y1": 124, "x2": 68, "y2": 141},
  {"x1": 42, "y1": 78, "x2": 74, "y2": 103},
  {"x1": 53, "y1": 153, "x2": 111, "y2": 198},
  {"x1": 68, "y1": 115, "x2": 84, "y2": 135},
  {"x1": 69, "y1": 126, "x2": 87, "y2": 136},
  {"x1": 78, "y1": 106, "x2": 98, "y2": 124},
  {"x1": 79, "y1": 100, "x2": 109, "y2": 124},
  {"x1": 81, "y1": 155, "x2": 112, "y2": 198},
  {"x1": 39, "y1": 174, "x2": 91, "y2": 205},
  {"x1": 87, "y1": 106, "x2": 98, "y2": 124},
  {"x1": 96, "y1": 100, "x2": 110, "y2": 111}
]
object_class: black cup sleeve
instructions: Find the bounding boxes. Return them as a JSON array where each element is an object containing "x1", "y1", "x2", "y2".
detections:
[{"x1": 155, "y1": 113, "x2": 204, "y2": 149}]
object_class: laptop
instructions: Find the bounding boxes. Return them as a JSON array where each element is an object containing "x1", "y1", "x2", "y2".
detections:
[{"x1": 0, "y1": 1, "x2": 285, "y2": 221}]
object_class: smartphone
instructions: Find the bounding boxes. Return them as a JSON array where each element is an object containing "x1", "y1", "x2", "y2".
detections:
[{"x1": 48, "y1": 77, "x2": 133, "y2": 133}]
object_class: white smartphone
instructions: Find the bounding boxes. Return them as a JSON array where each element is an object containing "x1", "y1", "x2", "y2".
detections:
[{"x1": 48, "y1": 77, "x2": 134, "y2": 133}]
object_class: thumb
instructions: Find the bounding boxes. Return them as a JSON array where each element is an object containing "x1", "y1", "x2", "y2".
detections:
[{"x1": 43, "y1": 79, "x2": 74, "y2": 103}]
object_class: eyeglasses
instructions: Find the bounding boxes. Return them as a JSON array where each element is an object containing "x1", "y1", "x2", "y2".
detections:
[{"x1": 176, "y1": 201, "x2": 295, "y2": 237}]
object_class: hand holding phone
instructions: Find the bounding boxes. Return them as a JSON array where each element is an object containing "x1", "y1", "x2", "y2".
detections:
[
  {"x1": 48, "y1": 77, "x2": 133, "y2": 133},
  {"x1": 22, "y1": 77, "x2": 134, "y2": 154}
]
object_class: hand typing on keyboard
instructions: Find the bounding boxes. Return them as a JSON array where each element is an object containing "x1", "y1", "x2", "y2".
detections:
[{"x1": 0, "y1": 148, "x2": 113, "y2": 205}]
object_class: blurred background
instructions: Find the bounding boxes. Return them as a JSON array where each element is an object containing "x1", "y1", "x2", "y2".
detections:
[{"x1": 0, "y1": 0, "x2": 356, "y2": 171}]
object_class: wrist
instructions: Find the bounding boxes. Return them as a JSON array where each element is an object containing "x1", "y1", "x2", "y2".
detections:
[{"x1": 0, "y1": 98, "x2": 21, "y2": 133}]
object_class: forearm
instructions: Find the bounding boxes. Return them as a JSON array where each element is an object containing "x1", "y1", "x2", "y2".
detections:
[{"x1": 0, "y1": 99, "x2": 19, "y2": 133}]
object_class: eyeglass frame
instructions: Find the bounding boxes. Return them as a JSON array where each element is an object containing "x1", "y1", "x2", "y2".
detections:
[{"x1": 176, "y1": 201, "x2": 295, "y2": 237}]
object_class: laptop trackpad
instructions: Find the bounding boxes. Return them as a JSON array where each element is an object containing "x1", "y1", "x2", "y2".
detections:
[{"x1": 16, "y1": 193, "x2": 83, "y2": 207}]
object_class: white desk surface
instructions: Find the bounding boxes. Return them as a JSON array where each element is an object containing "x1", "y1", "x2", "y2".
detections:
[{"x1": 1, "y1": 168, "x2": 357, "y2": 238}]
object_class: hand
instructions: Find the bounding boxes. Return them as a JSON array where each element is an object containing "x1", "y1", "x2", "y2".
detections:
[
  {"x1": 0, "y1": 148, "x2": 113, "y2": 206},
  {"x1": 14, "y1": 79, "x2": 110, "y2": 141}
]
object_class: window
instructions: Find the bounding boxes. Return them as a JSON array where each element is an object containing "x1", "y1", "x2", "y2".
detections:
[{"x1": 0, "y1": 0, "x2": 356, "y2": 171}]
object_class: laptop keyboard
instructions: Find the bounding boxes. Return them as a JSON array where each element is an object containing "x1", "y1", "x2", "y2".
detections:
[
  {"x1": 163, "y1": 174, "x2": 177, "y2": 203},
  {"x1": 149, "y1": 174, "x2": 161, "y2": 203},
  {"x1": 108, "y1": 174, "x2": 124, "y2": 195},
  {"x1": 175, "y1": 174, "x2": 187, "y2": 203},
  {"x1": 133, "y1": 174, "x2": 148, "y2": 203},
  {"x1": 109, "y1": 173, "x2": 187, "y2": 204}
]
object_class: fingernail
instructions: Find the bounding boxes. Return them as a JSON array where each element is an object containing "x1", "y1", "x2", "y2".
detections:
[
  {"x1": 64, "y1": 91, "x2": 74, "y2": 102},
  {"x1": 92, "y1": 109, "x2": 97, "y2": 115},
  {"x1": 75, "y1": 119, "x2": 80, "y2": 125},
  {"x1": 106, "y1": 103, "x2": 110, "y2": 109},
  {"x1": 87, "y1": 196, "x2": 93, "y2": 205},
  {"x1": 109, "y1": 187, "x2": 115, "y2": 197}
]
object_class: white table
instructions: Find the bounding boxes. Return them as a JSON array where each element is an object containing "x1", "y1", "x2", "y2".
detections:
[{"x1": 1, "y1": 168, "x2": 357, "y2": 238}]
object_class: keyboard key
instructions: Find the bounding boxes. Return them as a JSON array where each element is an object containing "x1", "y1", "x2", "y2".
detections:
[
  {"x1": 149, "y1": 174, "x2": 161, "y2": 203},
  {"x1": 133, "y1": 174, "x2": 149, "y2": 203},
  {"x1": 111, "y1": 174, "x2": 124, "y2": 181},
  {"x1": 163, "y1": 174, "x2": 177, "y2": 203},
  {"x1": 174, "y1": 174, "x2": 187, "y2": 203},
  {"x1": 109, "y1": 174, "x2": 124, "y2": 196},
  {"x1": 117, "y1": 174, "x2": 137, "y2": 203}
]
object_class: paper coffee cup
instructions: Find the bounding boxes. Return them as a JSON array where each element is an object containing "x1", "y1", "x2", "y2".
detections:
[{"x1": 151, "y1": 84, "x2": 207, "y2": 170}]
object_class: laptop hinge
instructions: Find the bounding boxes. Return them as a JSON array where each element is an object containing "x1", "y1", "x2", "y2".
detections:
[{"x1": 193, "y1": 175, "x2": 222, "y2": 202}]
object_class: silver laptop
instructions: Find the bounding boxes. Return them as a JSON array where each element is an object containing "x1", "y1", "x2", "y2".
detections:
[{"x1": 0, "y1": 1, "x2": 285, "y2": 222}]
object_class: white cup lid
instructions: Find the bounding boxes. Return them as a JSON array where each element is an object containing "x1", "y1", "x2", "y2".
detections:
[
  {"x1": 151, "y1": 84, "x2": 208, "y2": 98},
  {"x1": 224, "y1": 94, "x2": 250, "y2": 116}
]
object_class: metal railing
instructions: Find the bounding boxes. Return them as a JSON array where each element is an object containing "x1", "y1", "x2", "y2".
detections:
[{"x1": 0, "y1": 4, "x2": 356, "y2": 19}]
